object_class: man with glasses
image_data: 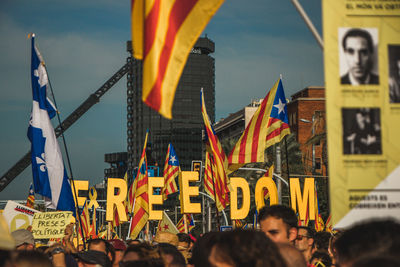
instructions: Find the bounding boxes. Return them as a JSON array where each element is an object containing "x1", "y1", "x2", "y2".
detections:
[
  {"x1": 258, "y1": 205, "x2": 298, "y2": 244},
  {"x1": 295, "y1": 226, "x2": 315, "y2": 262}
]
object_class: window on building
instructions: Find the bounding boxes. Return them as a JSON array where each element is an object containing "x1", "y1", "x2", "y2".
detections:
[{"x1": 315, "y1": 158, "x2": 322, "y2": 170}]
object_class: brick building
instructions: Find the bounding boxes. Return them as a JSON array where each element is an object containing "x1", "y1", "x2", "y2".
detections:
[{"x1": 287, "y1": 86, "x2": 326, "y2": 176}]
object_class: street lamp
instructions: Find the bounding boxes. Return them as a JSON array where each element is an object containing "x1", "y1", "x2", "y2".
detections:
[{"x1": 300, "y1": 116, "x2": 315, "y2": 174}]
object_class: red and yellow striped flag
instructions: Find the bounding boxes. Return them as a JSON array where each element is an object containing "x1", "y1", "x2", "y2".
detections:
[
  {"x1": 129, "y1": 132, "x2": 150, "y2": 240},
  {"x1": 228, "y1": 79, "x2": 290, "y2": 170},
  {"x1": 176, "y1": 214, "x2": 195, "y2": 233},
  {"x1": 26, "y1": 183, "x2": 35, "y2": 208},
  {"x1": 80, "y1": 201, "x2": 90, "y2": 240},
  {"x1": 204, "y1": 151, "x2": 215, "y2": 201},
  {"x1": 201, "y1": 89, "x2": 230, "y2": 211},
  {"x1": 162, "y1": 143, "x2": 179, "y2": 200},
  {"x1": 131, "y1": 0, "x2": 224, "y2": 119},
  {"x1": 314, "y1": 182, "x2": 324, "y2": 232}
]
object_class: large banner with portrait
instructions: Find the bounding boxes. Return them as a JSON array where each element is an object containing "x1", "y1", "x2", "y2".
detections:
[{"x1": 323, "y1": 0, "x2": 400, "y2": 228}]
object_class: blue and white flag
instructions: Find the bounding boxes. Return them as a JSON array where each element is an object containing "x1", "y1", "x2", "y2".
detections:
[{"x1": 27, "y1": 35, "x2": 75, "y2": 213}]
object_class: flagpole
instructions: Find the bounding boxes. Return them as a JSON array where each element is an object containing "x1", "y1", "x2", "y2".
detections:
[
  {"x1": 284, "y1": 136, "x2": 292, "y2": 207},
  {"x1": 209, "y1": 154, "x2": 221, "y2": 231},
  {"x1": 43, "y1": 63, "x2": 86, "y2": 249}
]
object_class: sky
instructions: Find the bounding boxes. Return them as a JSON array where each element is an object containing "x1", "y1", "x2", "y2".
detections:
[{"x1": 0, "y1": 0, "x2": 324, "y2": 200}]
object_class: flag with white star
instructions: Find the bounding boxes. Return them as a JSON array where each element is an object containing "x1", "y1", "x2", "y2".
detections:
[
  {"x1": 228, "y1": 78, "x2": 290, "y2": 168},
  {"x1": 161, "y1": 143, "x2": 179, "y2": 201}
]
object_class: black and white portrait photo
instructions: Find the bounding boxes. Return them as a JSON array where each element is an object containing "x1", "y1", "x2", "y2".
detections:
[
  {"x1": 342, "y1": 108, "x2": 382, "y2": 155},
  {"x1": 339, "y1": 28, "x2": 379, "y2": 85},
  {"x1": 389, "y1": 45, "x2": 400, "y2": 103}
]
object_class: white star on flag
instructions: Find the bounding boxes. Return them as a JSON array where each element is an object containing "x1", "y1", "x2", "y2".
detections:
[
  {"x1": 273, "y1": 98, "x2": 286, "y2": 114},
  {"x1": 170, "y1": 155, "x2": 177, "y2": 164}
]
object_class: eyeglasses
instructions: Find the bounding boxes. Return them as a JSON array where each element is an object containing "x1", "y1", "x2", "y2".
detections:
[{"x1": 296, "y1": 235, "x2": 310, "y2": 241}]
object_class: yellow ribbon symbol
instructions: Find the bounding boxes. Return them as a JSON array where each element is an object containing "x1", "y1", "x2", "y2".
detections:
[{"x1": 88, "y1": 187, "x2": 99, "y2": 209}]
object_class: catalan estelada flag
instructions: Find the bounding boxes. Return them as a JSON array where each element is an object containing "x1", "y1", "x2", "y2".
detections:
[
  {"x1": 129, "y1": 131, "x2": 150, "y2": 239},
  {"x1": 176, "y1": 214, "x2": 195, "y2": 233},
  {"x1": 201, "y1": 89, "x2": 230, "y2": 211},
  {"x1": 228, "y1": 78, "x2": 290, "y2": 170},
  {"x1": 26, "y1": 183, "x2": 35, "y2": 208},
  {"x1": 162, "y1": 143, "x2": 179, "y2": 200},
  {"x1": 314, "y1": 181, "x2": 324, "y2": 232},
  {"x1": 131, "y1": 0, "x2": 224, "y2": 119}
]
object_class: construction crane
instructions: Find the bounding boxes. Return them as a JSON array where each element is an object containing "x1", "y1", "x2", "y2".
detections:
[{"x1": 0, "y1": 60, "x2": 130, "y2": 192}]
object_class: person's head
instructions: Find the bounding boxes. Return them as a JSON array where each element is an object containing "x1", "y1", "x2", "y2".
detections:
[
  {"x1": 75, "y1": 250, "x2": 112, "y2": 267},
  {"x1": 14, "y1": 250, "x2": 53, "y2": 267},
  {"x1": 190, "y1": 232, "x2": 220, "y2": 267},
  {"x1": 342, "y1": 28, "x2": 374, "y2": 82},
  {"x1": 295, "y1": 226, "x2": 315, "y2": 255},
  {"x1": 153, "y1": 232, "x2": 178, "y2": 247},
  {"x1": 312, "y1": 231, "x2": 331, "y2": 253},
  {"x1": 88, "y1": 239, "x2": 115, "y2": 264},
  {"x1": 310, "y1": 250, "x2": 332, "y2": 267},
  {"x1": 11, "y1": 229, "x2": 35, "y2": 251},
  {"x1": 277, "y1": 243, "x2": 307, "y2": 267},
  {"x1": 109, "y1": 239, "x2": 127, "y2": 267},
  {"x1": 351, "y1": 256, "x2": 400, "y2": 267},
  {"x1": 122, "y1": 243, "x2": 160, "y2": 262},
  {"x1": 258, "y1": 205, "x2": 298, "y2": 244},
  {"x1": 334, "y1": 219, "x2": 400, "y2": 267},
  {"x1": 157, "y1": 243, "x2": 186, "y2": 267},
  {"x1": 209, "y1": 229, "x2": 287, "y2": 267}
]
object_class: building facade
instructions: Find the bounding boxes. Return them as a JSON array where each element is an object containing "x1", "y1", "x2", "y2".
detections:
[
  {"x1": 287, "y1": 86, "x2": 326, "y2": 176},
  {"x1": 126, "y1": 37, "x2": 216, "y2": 175}
]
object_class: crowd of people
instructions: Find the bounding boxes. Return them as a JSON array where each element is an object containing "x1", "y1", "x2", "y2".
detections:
[{"x1": 1, "y1": 204, "x2": 400, "y2": 267}]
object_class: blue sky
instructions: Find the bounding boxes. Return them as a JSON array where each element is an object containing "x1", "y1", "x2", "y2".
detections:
[{"x1": 0, "y1": 0, "x2": 323, "y2": 200}]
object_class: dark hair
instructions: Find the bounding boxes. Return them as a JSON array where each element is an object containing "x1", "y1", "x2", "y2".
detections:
[
  {"x1": 298, "y1": 226, "x2": 316, "y2": 239},
  {"x1": 334, "y1": 219, "x2": 400, "y2": 265},
  {"x1": 14, "y1": 250, "x2": 53, "y2": 267},
  {"x1": 124, "y1": 243, "x2": 160, "y2": 260},
  {"x1": 352, "y1": 256, "x2": 400, "y2": 267},
  {"x1": 312, "y1": 231, "x2": 331, "y2": 251},
  {"x1": 190, "y1": 232, "x2": 220, "y2": 267},
  {"x1": 176, "y1": 233, "x2": 191, "y2": 244},
  {"x1": 310, "y1": 250, "x2": 332, "y2": 267},
  {"x1": 121, "y1": 259, "x2": 164, "y2": 267},
  {"x1": 342, "y1": 28, "x2": 374, "y2": 53},
  {"x1": 211, "y1": 229, "x2": 287, "y2": 267},
  {"x1": 88, "y1": 238, "x2": 115, "y2": 264},
  {"x1": 157, "y1": 243, "x2": 186, "y2": 267},
  {"x1": 258, "y1": 204, "x2": 298, "y2": 230}
]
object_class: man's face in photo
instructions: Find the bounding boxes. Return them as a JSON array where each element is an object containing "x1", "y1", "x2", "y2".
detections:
[
  {"x1": 344, "y1": 36, "x2": 373, "y2": 81},
  {"x1": 260, "y1": 216, "x2": 296, "y2": 244}
]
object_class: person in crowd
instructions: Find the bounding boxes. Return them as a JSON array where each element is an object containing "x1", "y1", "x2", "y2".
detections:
[
  {"x1": 208, "y1": 229, "x2": 287, "y2": 267},
  {"x1": 75, "y1": 250, "x2": 112, "y2": 267},
  {"x1": 312, "y1": 231, "x2": 331, "y2": 253},
  {"x1": 258, "y1": 204, "x2": 298, "y2": 244},
  {"x1": 176, "y1": 233, "x2": 191, "y2": 262},
  {"x1": 309, "y1": 250, "x2": 332, "y2": 267},
  {"x1": 127, "y1": 239, "x2": 142, "y2": 246},
  {"x1": 11, "y1": 229, "x2": 35, "y2": 251},
  {"x1": 13, "y1": 250, "x2": 53, "y2": 267},
  {"x1": 158, "y1": 243, "x2": 186, "y2": 267},
  {"x1": 189, "y1": 232, "x2": 219, "y2": 267},
  {"x1": 351, "y1": 255, "x2": 400, "y2": 267},
  {"x1": 87, "y1": 238, "x2": 115, "y2": 265},
  {"x1": 294, "y1": 226, "x2": 315, "y2": 262},
  {"x1": 63, "y1": 223, "x2": 78, "y2": 254},
  {"x1": 109, "y1": 239, "x2": 127, "y2": 267},
  {"x1": 341, "y1": 28, "x2": 379, "y2": 85},
  {"x1": 277, "y1": 243, "x2": 307, "y2": 267},
  {"x1": 122, "y1": 243, "x2": 160, "y2": 263},
  {"x1": 334, "y1": 219, "x2": 400, "y2": 267},
  {"x1": 328, "y1": 230, "x2": 342, "y2": 267},
  {"x1": 153, "y1": 231, "x2": 179, "y2": 247}
]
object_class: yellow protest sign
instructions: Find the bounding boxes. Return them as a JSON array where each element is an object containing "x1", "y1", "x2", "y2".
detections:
[
  {"x1": 106, "y1": 178, "x2": 128, "y2": 222},
  {"x1": 179, "y1": 171, "x2": 201, "y2": 214},
  {"x1": 2, "y1": 201, "x2": 39, "y2": 232},
  {"x1": 31, "y1": 211, "x2": 72, "y2": 239},
  {"x1": 71, "y1": 180, "x2": 89, "y2": 207},
  {"x1": 323, "y1": 0, "x2": 400, "y2": 227},
  {"x1": 148, "y1": 177, "x2": 165, "y2": 220},
  {"x1": 230, "y1": 177, "x2": 250, "y2": 220}
]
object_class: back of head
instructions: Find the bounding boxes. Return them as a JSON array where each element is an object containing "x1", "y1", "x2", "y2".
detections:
[
  {"x1": 124, "y1": 243, "x2": 160, "y2": 261},
  {"x1": 277, "y1": 243, "x2": 307, "y2": 267},
  {"x1": 352, "y1": 256, "x2": 400, "y2": 267},
  {"x1": 312, "y1": 231, "x2": 331, "y2": 251},
  {"x1": 258, "y1": 205, "x2": 298, "y2": 229},
  {"x1": 334, "y1": 219, "x2": 400, "y2": 265},
  {"x1": 157, "y1": 243, "x2": 186, "y2": 267},
  {"x1": 310, "y1": 250, "x2": 332, "y2": 267},
  {"x1": 191, "y1": 232, "x2": 220, "y2": 267},
  {"x1": 14, "y1": 250, "x2": 53, "y2": 267},
  {"x1": 210, "y1": 229, "x2": 287, "y2": 267}
]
